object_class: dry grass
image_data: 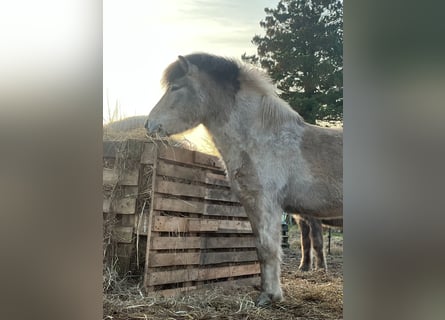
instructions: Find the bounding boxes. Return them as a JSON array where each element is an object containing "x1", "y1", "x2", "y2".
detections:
[{"x1": 103, "y1": 225, "x2": 343, "y2": 320}]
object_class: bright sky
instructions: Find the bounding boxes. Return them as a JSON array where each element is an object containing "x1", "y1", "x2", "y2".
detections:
[{"x1": 103, "y1": 0, "x2": 277, "y2": 123}]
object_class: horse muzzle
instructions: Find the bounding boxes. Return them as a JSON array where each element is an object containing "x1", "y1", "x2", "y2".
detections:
[{"x1": 144, "y1": 119, "x2": 168, "y2": 136}]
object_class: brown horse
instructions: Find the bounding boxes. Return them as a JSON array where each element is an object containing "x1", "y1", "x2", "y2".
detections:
[
  {"x1": 294, "y1": 215, "x2": 343, "y2": 271},
  {"x1": 145, "y1": 53, "x2": 343, "y2": 305}
]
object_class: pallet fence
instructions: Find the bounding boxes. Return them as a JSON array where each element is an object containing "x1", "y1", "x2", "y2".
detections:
[{"x1": 103, "y1": 139, "x2": 260, "y2": 296}]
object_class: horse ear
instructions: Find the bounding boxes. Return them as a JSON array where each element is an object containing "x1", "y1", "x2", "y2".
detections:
[{"x1": 178, "y1": 55, "x2": 191, "y2": 74}]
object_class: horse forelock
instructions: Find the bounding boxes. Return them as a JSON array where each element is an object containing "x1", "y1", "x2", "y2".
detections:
[{"x1": 161, "y1": 53, "x2": 241, "y2": 91}]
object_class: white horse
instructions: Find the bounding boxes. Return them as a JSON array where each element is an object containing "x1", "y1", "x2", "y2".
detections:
[{"x1": 145, "y1": 53, "x2": 343, "y2": 305}]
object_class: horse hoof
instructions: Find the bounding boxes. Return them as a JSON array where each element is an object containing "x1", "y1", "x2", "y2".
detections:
[
  {"x1": 299, "y1": 264, "x2": 310, "y2": 272},
  {"x1": 256, "y1": 292, "x2": 283, "y2": 306}
]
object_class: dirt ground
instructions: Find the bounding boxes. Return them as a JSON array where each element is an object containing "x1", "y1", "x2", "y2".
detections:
[{"x1": 103, "y1": 225, "x2": 343, "y2": 320}]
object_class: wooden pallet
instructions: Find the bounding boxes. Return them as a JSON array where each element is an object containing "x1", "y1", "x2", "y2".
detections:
[{"x1": 103, "y1": 139, "x2": 260, "y2": 295}]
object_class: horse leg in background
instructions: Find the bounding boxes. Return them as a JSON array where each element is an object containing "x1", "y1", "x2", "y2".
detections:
[
  {"x1": 308, "y1": 217, "x2": 327, "y2": 271},
  {"x1": 297, "y1": 217, "x2": 312, "y2": 271}
]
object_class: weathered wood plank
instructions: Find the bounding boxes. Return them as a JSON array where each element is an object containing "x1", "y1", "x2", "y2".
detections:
[
  {"x1": 152, "y1": 216, "x2": 188, "y2": 232},
  {"x1": 153, "y1": 196, "x2": 245, "y2": 217},
  {"x1": 157, "y1": 161, "x2": 205, "y2": 183},
  {"x1": 201, "y1": 236, "x2": 256, "y2": 249},
  {"x1": 155, "y1": 180, "x2": 206, "y2": 198},
  {"x1": 216, "y1": 220, "x2": 252, "y2": 233},
  {"x1": 153, "y1": 197, "x2": 205, "y2": 214},
  {"x1": 204, "y1": 204, "x2": 246, "y2": 217},
  {"x1": 147, "y1": 268, "x2": 199, "y2": 286},
  {"x1": 143, "y1": 145, "x2": 159, "y2": 290},
  {"x1": 158, "y1": 145, "x2": 225, "y2": 172},
  {"x1": 200, "y1": 251, "x2": 258, "y2": 265},
  {"x1": 150, "y1": 236, "x2": 256, "y2": 250},
  {"x1": 155, "y1": 179, "x2": 237, "y2": 203},
  {"x1": 148, "y1": 250, "x2": 258, "y2": 267},
  {"x1": 198, "y1": 263, "x2": 261, "y2": 281},
  {"x1": 188, "y1": 219, "x2": 219, "y2": 232},
  {"x1": 205, "y1": 172, "x2": 230, "y2": 187},
  {"x1": 151, "y1": 236, "x2": 202, "y2": 250},
  {"x1": 140, "y1": 142, "x2": 156, "y2": 164},
  {"x1": 149, "y1": 252, "x2": 201, "y2": 267},
  {"x1": 193, "y1": 151, "x2": 222, "y2": 168},
  {"x1": 152, "y1": 216, "x2": 253, "y2": 233},
  {"x1": 146, "y1": 263, "x2": 260, "y2": 286},
  {"x1": 157, "y1": 161, "x2": 229, "y2": 187},
  {"x1": 205, "y1": 187, "x2": 239, "y2": 202}
]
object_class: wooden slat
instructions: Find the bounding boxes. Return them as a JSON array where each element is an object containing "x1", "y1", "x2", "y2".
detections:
[
  {"x1": 205, "y1": 187, "x2": 239, "y2": 202},
  {"x1": 140, "y1": 142, "x2": 156, "y2": 164},
  {"x1": 193, "y1": 151, "x2": 222, "y2": 168},
  {"x1": 201, "y1": 236, "x2": 256, "y2": 249},
  {"x1": 152, "y1": 216, "x2": 188, "y2": 232},
  {"x1": 149, "y1": 252, "x2": 201, "y2": 267},
  {"x1": 216, "y1": 220, "x2": 252, "y2": 233},
  {"x1": 143, "y1": 144, "x2": 159, "y2": 290},
  {"x1": 155, "y1": 180, "x2": 206, "y2": 199},
  {"x1": 204, "y1": 204, "x2": 246, "y2": 217},
  {"x1": 199, "y1": 263, "x2": 260, "y2": 281},
  {"x1": 147, "y1": 268, "x2": 199, "y2": 286},
  {"x1": 200, "y1": 251, "x2": 258, "y2": 265},
  {"x1": 153, "y1": 196, "x2": 245, "y2": 217},
  {"x1": 205, "y1": 172, "x2": 230, "y2": 187},
  {"x1": 156, "y1": 179, "x2": 238, "y2": 203},
  {"x1": 148, "y1": 250, "x2": 258, "y2": 267},
  {"x1": 157, "y1": 161, "x2": 229, "y2": 187},
  {"x1": 157, "y1": 161, "x2": 205, "y2": 183},
  {"x1": 158, "y1": 145, "x2": 225, "y2": 172},
  {"x1": 150, "y1": 236, "x2": 256, "y2": 250},
  {"x1": 146, "y1": 263, "x2": 260, "y2": 286},
  {"x1": 153, "y1": 197, "x2": 205, "y2": 214},
  {"x1": 151, "y1": 236, "x2": 202, "y2": 250},
  {"x1": 152, "y1": 216, "x2": 252, "y2": 233},
  {"x1": 188, "y1": 219, "x2": 219, "y2": 232}
]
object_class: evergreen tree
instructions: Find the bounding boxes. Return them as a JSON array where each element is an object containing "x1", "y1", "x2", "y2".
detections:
[{"x1": 243, "y1": 0, "x2": 343, "y2": 124}]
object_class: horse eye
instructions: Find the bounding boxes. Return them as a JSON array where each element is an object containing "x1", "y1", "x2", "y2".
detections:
[{"x1": 170, "y1": 85, "x2": 182, "y2": 92}]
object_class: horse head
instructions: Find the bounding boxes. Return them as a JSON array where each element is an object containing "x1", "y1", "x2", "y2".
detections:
[{"x1": 145, "y1": 55, "x2": 208, "y2": 137}]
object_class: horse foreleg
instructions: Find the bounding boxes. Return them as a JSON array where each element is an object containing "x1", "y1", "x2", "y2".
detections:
[
  {"x1": 242, "y1": 198, "x2": 283, "y2": 305},
  {"x1": 297, "y1": 217, "x2": 312, "y2": 271}
]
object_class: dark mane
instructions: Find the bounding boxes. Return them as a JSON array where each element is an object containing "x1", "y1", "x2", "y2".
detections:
[{"x1": 162, "y1": 53, "x2": 241, "y2": 91}]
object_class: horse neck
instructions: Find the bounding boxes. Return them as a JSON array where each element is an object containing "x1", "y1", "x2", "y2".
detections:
[{"x1": 203, "y1": 92, "x2": 270, "y2": 166}]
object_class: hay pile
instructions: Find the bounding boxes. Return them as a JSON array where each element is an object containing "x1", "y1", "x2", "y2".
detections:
[
  {"x1": 103, "y1": 117, "x2": 220, "y2": 156},
  {"x1": 103, "y1": 225, "x2": 343, "y2": 320}
]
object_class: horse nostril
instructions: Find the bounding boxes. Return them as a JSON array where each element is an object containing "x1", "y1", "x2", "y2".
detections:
[{"x1": 145, "y1": 120, "x2": 162, "y2": 134}]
